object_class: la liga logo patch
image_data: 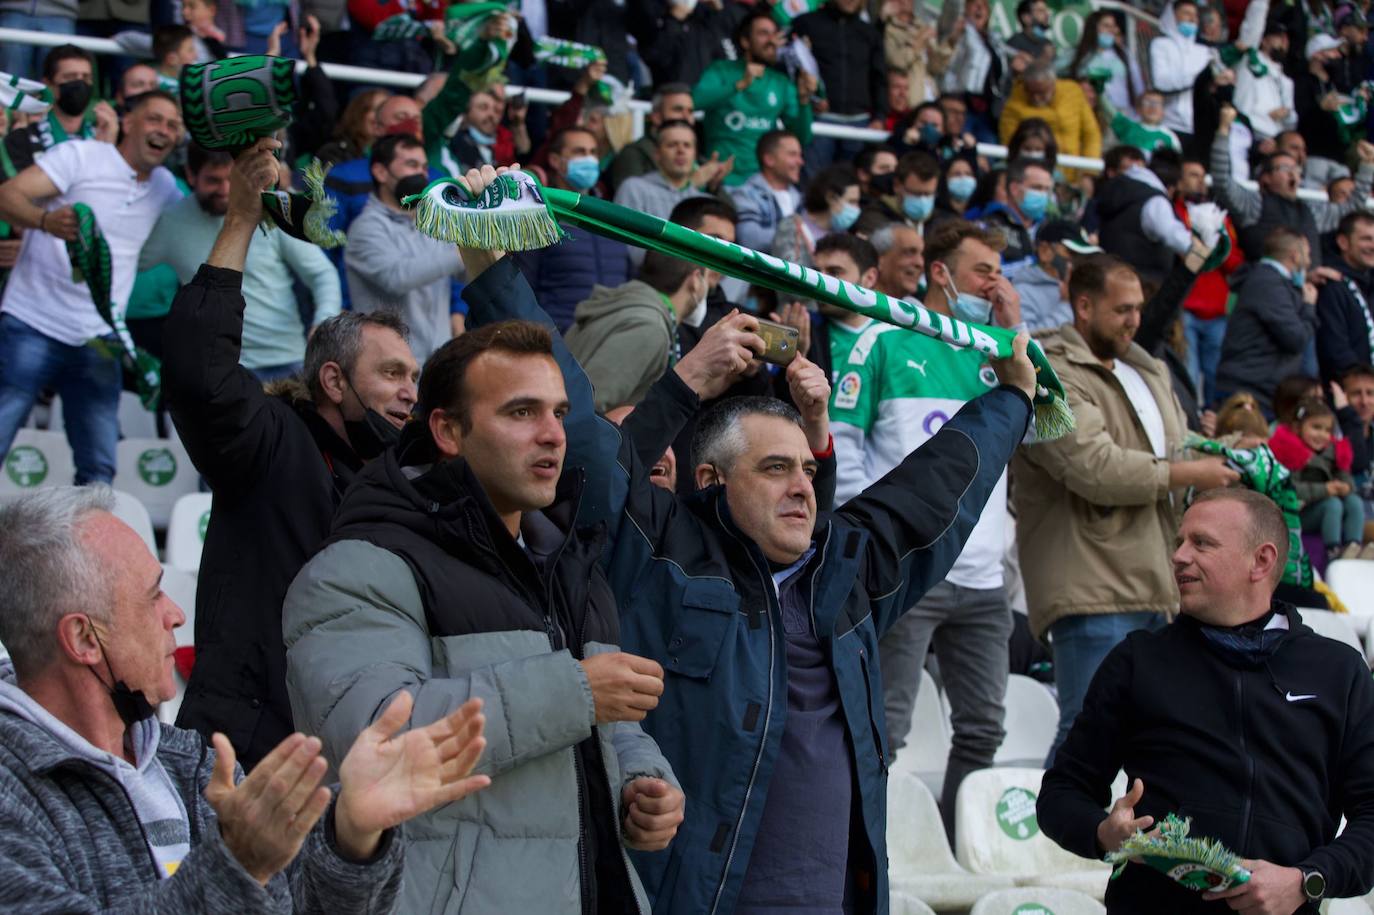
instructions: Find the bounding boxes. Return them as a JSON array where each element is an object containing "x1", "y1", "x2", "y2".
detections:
[{"x1": 834, "y1": 371, "x2": 862, "y2": 409}]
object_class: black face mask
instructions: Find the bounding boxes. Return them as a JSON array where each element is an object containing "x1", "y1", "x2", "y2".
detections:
[
  {"x1": 870, "y1": 172, "x2": 895, "y2": 196},
  {"x1": 394, "y1": 173, "x2": 431, "y2": 208},
  {"x1": 343, "y1": 375, "x2": 403, "y2": 460},
  {"x1": 56, "y1": 79, "x2": 92, "y2": 117},
  {"x1": 1214, "y1": 84, "x2": 1236, "y2": 105},
  {"x1": 90, "y1": 628, "x2": 158, "y2": 728},
  {"x1": 1184, "y1": 191, "x2": 1209, "y2": 204}
]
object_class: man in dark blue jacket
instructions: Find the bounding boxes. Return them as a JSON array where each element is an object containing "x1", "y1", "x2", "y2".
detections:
[
  {"x1": 456, "y1": 162, "x2": 1036, "y2": 915},
  {"x1": 1316, "y1": 211, "x2": 1374, "y2": 386},
  {"x1": 1039, "y1": 488, "x2": 1374, "y2": 914}
]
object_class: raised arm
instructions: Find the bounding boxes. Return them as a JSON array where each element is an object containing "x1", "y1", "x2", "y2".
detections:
[
  {"x1": 844, "y1": 336, "x2": 1035, "y2": 635},
  {"x1": 163, "y1": 140, "x2": 295, "y2": 493}
]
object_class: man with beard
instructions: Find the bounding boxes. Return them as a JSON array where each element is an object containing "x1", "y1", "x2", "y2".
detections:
[
  {"x1": 1012, "y1": 253, "x2": 1239, "y2": 762},
  {"x1": 139, "y1": 144, "x2": 341, "y2": 380},
  {"x1": 2, "y1": 45, "x2": 118, "y2": 174},
  {"x1": 0, "y1": 90, "x2": 183, "y2": 485},
  {"x1": 1317, "y1": 212, "x2": 1374, "y2": 386},
  {"x1": 346, "y1": 133, "x2": 467, "y2": 361},
  {"x1": 162, "y1": 139, "x2": 422, "y2": 768}
]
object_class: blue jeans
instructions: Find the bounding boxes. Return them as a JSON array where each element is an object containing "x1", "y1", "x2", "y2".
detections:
[
  {"x1": 1047, "y1": 611, "x2": 1166, "y2": 765},
  {"x1": 0, "y1": 313, "x2": 121, "y2": 485},
  {"x1": 1301, "y1": 494, "x2": 1365, "y2": 547},
  {"x1": 0, "y1": 12, "x2": 75, "y2": 81},
  {"x1": 1183, "y1": 311, "x2": 1227, "y2": 408}
]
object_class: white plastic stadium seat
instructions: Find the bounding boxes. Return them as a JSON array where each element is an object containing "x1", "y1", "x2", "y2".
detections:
[
  {"x1": 110, "y1": 490, "x2": 157, "y2": 556},
  {"x1": 969, "y1": 886, "x2": 1107, "y2": 915},
  {"x1": 0, "y1": 429, "x2": 76, "y2": 494},
  {"x1": 159, "y1": 566, "x2": 198, "y2": 647},
  {"x1": 166, "y1": 492, "x2": 212, "y2": 575},
  {"x1": 1298, "y1": 609, "x2": 1364, "y2": 655},
  {"x1": 993, "y1": 675, "x2": 1059, "y2": 767},
  {"x1": 888, "y1": 770, "x2": 1015, "y2": 911},
  {"x1": 1325, "y1": 560, "x2": 1374, "y2": 632},
  {"x1": 889, "y1": 892, "x2": 938, "y2": 915},
  {"x1": 954, "y1": 768, "x2": 1111, "y2": 900},
  {"x1": 890, "y1": 669, "x2": 953, "y2": 792},
  {"x1": 117, "y1": 391, "x2": 159, "y2": 439},
  {"x1": 114, "y1": 436, "x2": 197, "y2": 529}
]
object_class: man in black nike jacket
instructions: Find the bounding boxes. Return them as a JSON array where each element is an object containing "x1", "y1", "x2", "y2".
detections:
[{"x1": 1039, "y1": 488, "x2": 1374, "y2": 915}]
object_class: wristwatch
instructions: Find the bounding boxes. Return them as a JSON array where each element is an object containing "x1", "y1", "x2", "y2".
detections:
[{"x1": 1302, "y1": 869, "x2": 1326, "y2": 901}]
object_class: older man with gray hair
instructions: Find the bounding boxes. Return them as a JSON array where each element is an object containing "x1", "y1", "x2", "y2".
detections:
[{"x1": 0, "y1": 486, "x2": 491, "y2": 912}]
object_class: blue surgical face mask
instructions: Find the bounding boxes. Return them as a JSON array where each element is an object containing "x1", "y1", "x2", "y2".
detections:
[
  {"x1": 565, "y1": 155, "x2": 601, "y2": 190},
  {"x1": 1033, "y1": 24, "x2": 1049, "y2": 38},
  {"x1": 1097, "y1": 31, "x2": 1115, "y2": 48},
  {"x1": 1019, "y1": 187, "x2": 1050, "y2": 222},
  {"x1": 1292, "y1": 267, "x2": 1307, "y2": 288},
  {"x1": 919, "y1": 123, "x2": 943, "y2": 146},
  {"x1": 939, "y1": 263, "x2": 994, "y2": 324},
  {"x1": 1178, "y1": 21, "x2": 1198, "y2": 40},
  {"x1": 947, "y1": 174, "x2": 977, "y2": 201},
  {"x1": 468, "y1": 124, "x2": 497, "y2": 146},
  {"x1": 902, "y1": 193, "x2": 935, "y2": 222},
  {"x1": 832, "y1": 202, "x2": 861, "y2": 231}
]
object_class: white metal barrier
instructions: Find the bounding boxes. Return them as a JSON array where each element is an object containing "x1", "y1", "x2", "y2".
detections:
[{"x1": 0, "y1": 24, "x2": 1354, "y2": 204}]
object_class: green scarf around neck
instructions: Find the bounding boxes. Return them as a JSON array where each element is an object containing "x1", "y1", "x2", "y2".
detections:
[{"x1": 404, "y1": 170, "x2": 1075, "y2": 438}]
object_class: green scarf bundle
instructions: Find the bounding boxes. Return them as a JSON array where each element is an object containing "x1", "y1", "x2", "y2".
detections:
[
  {"x1": 533, "y1": 37, "x2": 606, "y2": 69},
  {"x1": 1, "y1": 71, "x2": 53, "y2": 115},
  {"x1": 1105, "y1": 814, "x2": 1250, "y2": 893},
  {"x1": 180, "y1": 56, "x2": 343, "y2": 248},
  {"x1": 66, "y1": 203, "x2": 162, "y2": 409},
  {"x1": 444, "y1": 2, "x2": 515, "y2": 88},
  {"x1": 1187, "y1": 437, "x2": 1313, "y2": 588},
  {"x1": 404, "y1": 171, "x2": 1076, "y2": 438}
]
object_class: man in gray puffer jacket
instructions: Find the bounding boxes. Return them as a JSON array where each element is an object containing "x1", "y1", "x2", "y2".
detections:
[{"x1": 0, "y1": 486, "x2": 492, "y2": 914}]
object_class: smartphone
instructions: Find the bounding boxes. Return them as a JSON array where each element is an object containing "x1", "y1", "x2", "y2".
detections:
[
  {"x1": 754, "y1": 318, "x2": 801, "y2": 367},
  {"x1": 507, "y1": 90, "x2": 527, "y2": 110}
]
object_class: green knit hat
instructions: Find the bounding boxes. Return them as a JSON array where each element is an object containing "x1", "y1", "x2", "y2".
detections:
[{"x1": 180, "y1": 56, "x2": 296, "y2": 153}]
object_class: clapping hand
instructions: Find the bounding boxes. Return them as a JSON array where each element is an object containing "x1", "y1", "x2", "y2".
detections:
[
  {"x1": 786, "y1": 354, "x2": 832, "y2": 451},
  {"x1": 333, "y1": 691, "x2": 490, "y2": 861}
]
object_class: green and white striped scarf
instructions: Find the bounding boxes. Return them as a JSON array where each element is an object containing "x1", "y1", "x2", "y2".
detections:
[
  {"x1": 445, "y1": 2, "x2": 515, "y2": 87},
  {"x1": 0, "y1": 71, "x2": 52, "y2": 115},
  {"x1": 405, "y1": 171, "x2": 1076, "y2": 437},
  {"x1": 372, "y1": 12, "x2": 431, "y2": 41},
  {"x1": 67, "y1": 204, "x2": 161, "y2": 408},
  {"x1": 534, "y1": 37, "x2": 606, "y2": 69}
]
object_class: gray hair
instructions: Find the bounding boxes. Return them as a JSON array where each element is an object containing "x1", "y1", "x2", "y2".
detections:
[
  {"x1": 691, "y1": 396, "x2": 805, "y2": 476},
  {"x1": 304, "y1": 310, "x2": 410, "y2": 402},
  {"x1": 0, "y1": 486, "x2": 115, "y2": 677},
  {"x1": 870, "y1": 222, "x2": 907, "y2": 255},
  {"x1": 1024, "y1": 63, "x2": 1056, "y2": 85}
]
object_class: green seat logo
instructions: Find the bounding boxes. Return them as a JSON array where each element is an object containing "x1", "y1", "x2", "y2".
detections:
[
  {"x1": 138, "y1": 448, "x2": 177, "y2": 486},
  {"x1": 198, "y1": 509, "x2": 210, "y2": 541},
  {"x1": 6, "y1": 446, "x2": 49, "y2": 487},
  {"x1": 1012, "y1": 905, "x2": 1055, "y2": 915},
  {"x1": 996, "y1": 786, "x2": 1040, "y2": 840}
]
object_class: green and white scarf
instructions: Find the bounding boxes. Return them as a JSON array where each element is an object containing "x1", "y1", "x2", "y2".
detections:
[
  {"x1": 533, "y1": 37, "x2": 606, "y2": 69},
  {"x1": 372, "y1": 12, "x2": 431, "y2": 41},
  {"x1": 1105, "y1": 814, "x2": 1250, "y2": 893},
  {"x1": 0, "y1": 71, "x2": 52, "y2": 115},
  {"x1": 1344, "y1": 276, "x2": 1374, "y2": 365},
  {"x1": 405, "y1": 171, "x2": 1076, "y2": 438},
  {"x1": 67, "y1": 204, "x2": 161, "y2": 408},
  {"x1": 445, "y1": 2, "x2": 515, "y2": 87},
  {"x1": 180, "y1": 56, "x2": 343, "y2": 248}
]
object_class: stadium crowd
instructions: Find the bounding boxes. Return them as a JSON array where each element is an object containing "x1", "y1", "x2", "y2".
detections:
[{"x1": 5, "y1": 0, "x2": 1374, "y2": 912}]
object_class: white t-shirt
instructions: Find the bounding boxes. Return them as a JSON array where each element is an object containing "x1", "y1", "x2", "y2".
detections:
[
  {"x1": 770, "y1": 186, "x2": 797, "y2": 220},
  {"x1": 1112, "y1": 359, "x2": 1167, "y2": 458},
  {"x1": 1, "y1": 140, "x2": 181, "y2": 346}
]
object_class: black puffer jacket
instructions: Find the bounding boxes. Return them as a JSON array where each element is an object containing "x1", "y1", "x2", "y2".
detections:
[
  {"x1": 163, "y1": 265, "x2": 365, "y2": 769},
  {"x1": 1040, "y1": 604, "x2": 1374, "y2": 913}
]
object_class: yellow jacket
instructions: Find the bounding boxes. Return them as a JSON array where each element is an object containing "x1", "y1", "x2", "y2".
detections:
[{"x1": 999, "y1": 78, "x2": 1102, "y2": 163}]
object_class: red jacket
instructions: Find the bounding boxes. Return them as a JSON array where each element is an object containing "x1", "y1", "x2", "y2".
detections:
[
  {"x1": 1270, "y1": 422, "x2": 1355, "y2": 473},
  {"x1": 1175, "y1": 197, "x2": 1244, "y2": 320}
]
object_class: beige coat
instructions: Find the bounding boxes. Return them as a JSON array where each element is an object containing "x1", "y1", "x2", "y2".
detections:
[{"x1": 1012, "y1": 325, "x2": 1187, "y2": 640}]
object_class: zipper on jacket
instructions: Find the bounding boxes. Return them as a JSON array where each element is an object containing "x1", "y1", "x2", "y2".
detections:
[
  {"x1": 710, "y1": 511, "x2": 780, "y2": 915},
  {"x1": 1236, "y1": 670, "x2": 1258, "y2": 846},
  {"x1": 857, "y1": 647, "x2": 888, "y2": 774}
]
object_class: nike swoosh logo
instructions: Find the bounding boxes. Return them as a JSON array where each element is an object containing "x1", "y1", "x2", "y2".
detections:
[{"x1": 1286, "y1": 692, "x2": 1318, "y2": 702}]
